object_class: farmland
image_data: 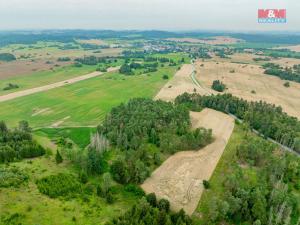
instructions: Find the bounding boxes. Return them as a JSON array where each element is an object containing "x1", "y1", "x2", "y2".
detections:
[
  {"x1": 194, "y1": 60, "x2": 300, "y2": 119},
  {"x1": 0, "y1": 65, "x2": 180, "y2": 128},
  {"x1": 1, "y1": 30, "x2": 300, "y2": 225}
]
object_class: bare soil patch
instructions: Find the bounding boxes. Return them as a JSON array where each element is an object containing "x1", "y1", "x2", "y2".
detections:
[
  {"x1": 166, "y1": 36, "x2": 243, "y2": 45},
  {"x1": 155, "y1": 64, "x2": 205, "y2": 101},
  {"x1": 195, "y1": 60, "x2": 300, "y2": 119},
  {"x1": 141, "y1": 109, "x2": 234, "y2": 215}
]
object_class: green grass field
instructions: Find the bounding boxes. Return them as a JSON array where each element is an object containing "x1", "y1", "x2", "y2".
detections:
[
  {"x1": 0, "y1": 64, "x2": 99, "y2": 95},
  {"x1": 0, "y1": 66, "x2": 179, "y2": 128}
]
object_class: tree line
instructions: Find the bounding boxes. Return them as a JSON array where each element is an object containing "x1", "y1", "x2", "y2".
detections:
[
  {"x1": 263, "y1": 63, "x2": 300, "y2": 83},
  {"x1": 175, "y1": 93, "x2": 300, "y2": 153},
  {"x1": 106, "y1": 193, "x2": 192, "y2": 225}
]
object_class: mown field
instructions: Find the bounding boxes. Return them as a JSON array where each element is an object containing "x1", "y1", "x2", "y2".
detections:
[{"x1": 0, "y1": 65, "x2": 180, "y2": 128}]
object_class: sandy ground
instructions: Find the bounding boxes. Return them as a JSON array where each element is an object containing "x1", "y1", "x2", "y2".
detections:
[
  {"x1": 166, "y1": 36, "x2": 242, "y2": 45},
  {"x1": 154, "y1": 64, "x2": 206, "y2": 101},
  {"x1": 0, "y1": 66, "x2": 119, "y2": 103},
  {"x1": 195, "y1": 60, "x2": 300, "y2": 119},
  {"x1": 141, "y1": 109, "x2": 234, "y2": 215}
]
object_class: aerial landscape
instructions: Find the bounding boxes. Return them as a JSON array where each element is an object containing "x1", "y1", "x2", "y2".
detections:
[{"x1": 0, "y1": 1, "x2": 300, "y2": 225}]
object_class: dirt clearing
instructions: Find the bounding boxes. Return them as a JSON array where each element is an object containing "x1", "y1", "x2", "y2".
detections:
[
  {"x1": 195, "y1": 60, "x2": 300, "y2": 119},
  {"x1": 141, "y1": 109, "x2": 234, "y2": 215},
  {"x1": 154, "y1": 64, "x2": 206, "y2": 101}
]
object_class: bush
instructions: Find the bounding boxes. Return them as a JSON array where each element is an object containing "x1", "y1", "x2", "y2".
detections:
[
  {"x1": 124, "y1": 184, "x2": 145, "y2": 196},
  {"x1": 0, "y1": 167, "x2": 29, "y2": 188},
  {"x1": 211, "y1": 80, "x2": 226, "y2": 92},
  {"x1": 162, "y1": 74, "x2": 169, "y2": 80},
  {"x1": 146, "y1": 193, "x2": 157, "y2": 207},
  {"x1": 3, "y1": 83, "x2": 19, "y2": 91},
  {"x1": 36, "y1": 173, "x2": 82, "y2": 198},
  {"x1": 284, "y1": 81, "x2": 290, "y2": 87},
  {"x1": 157, "y1": 199, "x2": 170, "y2": 212},
  {"x1": 0, "y1": 121, "x2": 45, "y2": 163},
  {"x1": 55, "y1": 150, "x2": 63, "y2": 164},
  {"x1": 203, "y1": 180, "x2": 210, "y2": 189}
]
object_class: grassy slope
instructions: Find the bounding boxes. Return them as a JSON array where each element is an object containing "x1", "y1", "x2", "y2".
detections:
[
  {"x1": 0, "y1": 133, "x2": 139, "y2": 225},
  {"x1": 0, "y1": 66, "x2": 179, "y2": 128}
]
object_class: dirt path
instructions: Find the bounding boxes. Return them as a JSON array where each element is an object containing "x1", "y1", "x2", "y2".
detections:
[
  {"x1": 141, "y1": 109, "x2": 234, "y2": 215},
  {"x1": 0, "y1": 66, "x2": 119, "y2": 103},
  {"x1": 155, "y1": 64, "x2": 206, "y2": 101}
]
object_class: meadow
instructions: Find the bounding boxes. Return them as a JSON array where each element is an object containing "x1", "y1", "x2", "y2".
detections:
[{"x1": 0, "y1": 66, "x2": 179, "y2": 128}]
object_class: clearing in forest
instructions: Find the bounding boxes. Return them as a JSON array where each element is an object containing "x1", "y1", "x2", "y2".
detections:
[{"x1": 141, "y1": 108, "x2": 234, "y2": 215}]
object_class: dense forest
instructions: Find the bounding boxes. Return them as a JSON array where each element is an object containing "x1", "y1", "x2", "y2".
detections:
[
  {"x1": 263, "y1": 63, "x2": 300, "y2": 83},
  {"x1": 175, "y1": 93, "x2": 300, "y2": 153},
  {"x1": 0, "y1": 121, "x2": 45, "y2": 163},
  {"x1": 98, "y1": 98, "x2": 212, "y2": 184},
  {"x1": 201, "y1": 131, "x2": 300, "y2": 224}
]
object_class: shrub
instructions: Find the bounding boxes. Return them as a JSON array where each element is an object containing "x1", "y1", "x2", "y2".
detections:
[
  {"x1": 36, "y1": 173, "x2": 82, "y2": 198},
  {"x1": 203, "y1": 180, "x2": 210, "y2": 189},
  {"x1": 162, "y1": 74, "x2": 169, "y2": 80},
  {"x1": 146, "y1": 193, "x2": 157, "y2": 207},
  {"x1": 157, "y1": 199, "x2": 170, "y2": 212},
  {"x1": 211, "y1": 80, "x2": 226, "y2": 92},
  {"x1": 284, "y1": 81, "x2": 290, "y2": 87},
  {"x1": 124, "y1": 184, "x2": 145, "y2": 196},
  {"x1": 55, "y1": 150, "x2": 63, "y2": 164},
  {"x1": 0, "y1": 167, "x2": 29, "y2": 188},
  {"x1": 3, "y1": 83, "x2": 19, "y2": 91}
]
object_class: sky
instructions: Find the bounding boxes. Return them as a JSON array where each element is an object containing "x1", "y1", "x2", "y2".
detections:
[{"x1": 0, "y1": 0, "x2": 299, "y2": 31}]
